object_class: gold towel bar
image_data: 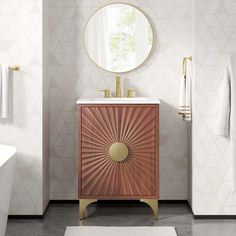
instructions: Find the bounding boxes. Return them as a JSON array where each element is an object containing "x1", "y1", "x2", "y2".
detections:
[
  {"x1": 9, "y1": 65, "x2": 20, "y2": 71},
  {"x1": 182, "y1": 56, "x2": 192, "y2": 78}
]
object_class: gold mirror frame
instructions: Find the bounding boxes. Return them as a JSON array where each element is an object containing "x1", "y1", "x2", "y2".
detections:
[{"x1": 83, "y1": 3, "x2": 155, "y2": 74}]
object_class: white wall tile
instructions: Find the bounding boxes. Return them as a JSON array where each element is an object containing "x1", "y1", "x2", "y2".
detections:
[
  {"x1": 49, "y1": 0, "x2": 193, "y2": 200},
  {"x1": 192, "y1": 0, "x2": 236, "y2": 215},
  {"x1": 0, "y1": 0, "x2": 50, "y2": 215}
]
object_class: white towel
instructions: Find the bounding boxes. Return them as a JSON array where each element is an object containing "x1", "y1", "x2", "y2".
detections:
[
  {"x1": 216, "y1": 53, "x2": 236, "y2": 191},
  {"x1": 0, "y1": 65, "x2": 10, "y2": 118},
  {"x1": 178, "y1": 75, "x2": 191, "y2": 121},
  {"x1": 216, "y1": 61, "x2": 231, "y2": 137}
]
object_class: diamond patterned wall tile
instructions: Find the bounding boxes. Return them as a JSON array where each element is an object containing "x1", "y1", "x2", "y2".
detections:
[
  {"x1": 6, "y1": 0, "x2": 233, "y2": 215},
  {"x1": 193, "y1": 0, "x2": 236, "y2": 215},
  {"x1": 49, "y1": 0, "x2": 193, "y2": 200},
  {"x1": 0, "y1": 0, "x2": 50, "y2": 215}
]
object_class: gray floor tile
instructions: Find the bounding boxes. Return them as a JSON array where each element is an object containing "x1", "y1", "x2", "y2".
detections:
[{"x1": 5, "y1": 203, "x2": 236, "y2": 236}]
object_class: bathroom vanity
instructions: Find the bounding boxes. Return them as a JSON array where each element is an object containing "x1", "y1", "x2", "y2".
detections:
[
  {"x1": 77, "y1": 98, "x2": 160, "y2": 220},
  {"x1": 78, "y1": 2, "x2": 159, "y2": 220}
]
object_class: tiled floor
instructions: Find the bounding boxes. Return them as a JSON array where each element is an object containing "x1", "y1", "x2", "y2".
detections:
[{"x1": 6, "y1": 203, "x2": 236, "y2": 236}]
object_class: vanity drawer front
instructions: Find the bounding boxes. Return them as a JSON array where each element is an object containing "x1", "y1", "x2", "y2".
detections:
[{"x1": 78, "y1": 105, "x2": 159, "y2": 198}]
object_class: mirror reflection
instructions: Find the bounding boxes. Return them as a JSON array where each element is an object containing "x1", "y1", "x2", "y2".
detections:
[{"x1": 84, "y1": 4, "x2": 154, "y2": 73}]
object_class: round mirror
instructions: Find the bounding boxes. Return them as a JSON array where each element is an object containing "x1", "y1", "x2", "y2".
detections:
[{"x1": 84, "y1": 3, "x2": 154, "y2": 73}]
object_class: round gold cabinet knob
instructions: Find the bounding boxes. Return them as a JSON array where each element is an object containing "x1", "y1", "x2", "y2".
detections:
[{"x1": 109, "y1": 142, "x2": 129, "y2": 162}]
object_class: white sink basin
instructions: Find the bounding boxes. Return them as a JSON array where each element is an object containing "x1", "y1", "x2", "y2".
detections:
[
  {"x1": 77, "y1": 97, "x2": 160, "y2": 104},
  {"x1": 91, "y1": 97, "x2": 148, "y2": 101}
]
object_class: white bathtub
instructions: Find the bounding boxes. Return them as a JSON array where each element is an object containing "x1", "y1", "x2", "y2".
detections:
[{"x1": 0, "y1": 145, "x2": 16, "y2": 236}]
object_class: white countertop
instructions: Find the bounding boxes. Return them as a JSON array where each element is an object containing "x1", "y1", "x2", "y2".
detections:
[{"x1": 76, "y1": 97, "x2": 160, "y2": 104}]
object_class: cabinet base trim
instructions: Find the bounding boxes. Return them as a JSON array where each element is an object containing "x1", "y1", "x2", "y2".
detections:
[
  {"x1": 140, "y1": 199, "x2": 158, "y2": 220},
  {"x1": 79, "y1": 199, "x2": 97, "y2": 220},
  {"x1": 79, "y1": 199, "x2": 158, "y2": 220}
]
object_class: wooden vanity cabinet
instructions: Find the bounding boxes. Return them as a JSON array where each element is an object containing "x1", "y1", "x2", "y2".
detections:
[{"x1": 78, "y1": 104, "x2": 159, "y2": 219}]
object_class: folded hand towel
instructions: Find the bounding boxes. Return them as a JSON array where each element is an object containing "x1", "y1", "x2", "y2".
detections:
[
  {"x1": 178, "y1": 75, "x2": 191, "y2": 121},
  {"x1": 0, "y1": 65, "x2": 10, "y2": 118}
]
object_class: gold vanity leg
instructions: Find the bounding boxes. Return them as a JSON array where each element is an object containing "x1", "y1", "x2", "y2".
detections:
[
  {"x1": 79, "y1": 199, "x2": 97, "y2": 220},
  {"x1": 140, "y1": 199, "x2": 158, "y2": 220}
]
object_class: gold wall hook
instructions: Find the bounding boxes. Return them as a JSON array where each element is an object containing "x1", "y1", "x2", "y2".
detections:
[{"x1": 9, "y1": 65, "x2": 20, "y2": 71}]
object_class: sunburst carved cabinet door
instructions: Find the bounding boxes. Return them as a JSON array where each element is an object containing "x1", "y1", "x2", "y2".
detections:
[{"x1": 78, "y1": 105, "x2": 159, "y2": 199}]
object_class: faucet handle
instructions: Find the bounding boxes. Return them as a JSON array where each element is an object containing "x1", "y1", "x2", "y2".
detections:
[
  {"x1": 99, "y1": 89, "x2": 111, "y2": 98},
  {"x1": 127, "y1": 89, "x2": 136, "y2": 98}
]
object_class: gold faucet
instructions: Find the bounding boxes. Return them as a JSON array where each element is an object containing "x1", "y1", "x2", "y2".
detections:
[
  {"x1": 99, "y1": 89, "x2": 111, "y2": 98},
  {"x1": 127, "y1": 89, "x2": 136, "y2": 98},
  {"x1": 99, "y1": 76, "x2": 123, "y2": 98},
  {"x1": 116, "y1": 76, "x2": 121, "y2": 97}
]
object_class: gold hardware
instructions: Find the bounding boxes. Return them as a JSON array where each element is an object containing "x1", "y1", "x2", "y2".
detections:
[
  {"x1": 127, "y1": 89, "x2": 136, "y2": 98},
  {"x1": 116, "y1": 76, "x2": 121, "y2": 98},
  {"x1": 99, "y1": 89, "x2": 111, "y2": 98},
  {"x1": 182, "y1": 56, "x2": 192, "y2": 79},
  {"x1": 140, "y1": 199, "x2": 158, "y2": 220},
  {"x1": 79, "y1": 199, "x2": 97, "y2": 220},
  {"x1": 9, "y1": 65, "x2": 20, "y2": 71},
  {"x1": 109, "y1": 142, "x2": 129, "y2": 162}
]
